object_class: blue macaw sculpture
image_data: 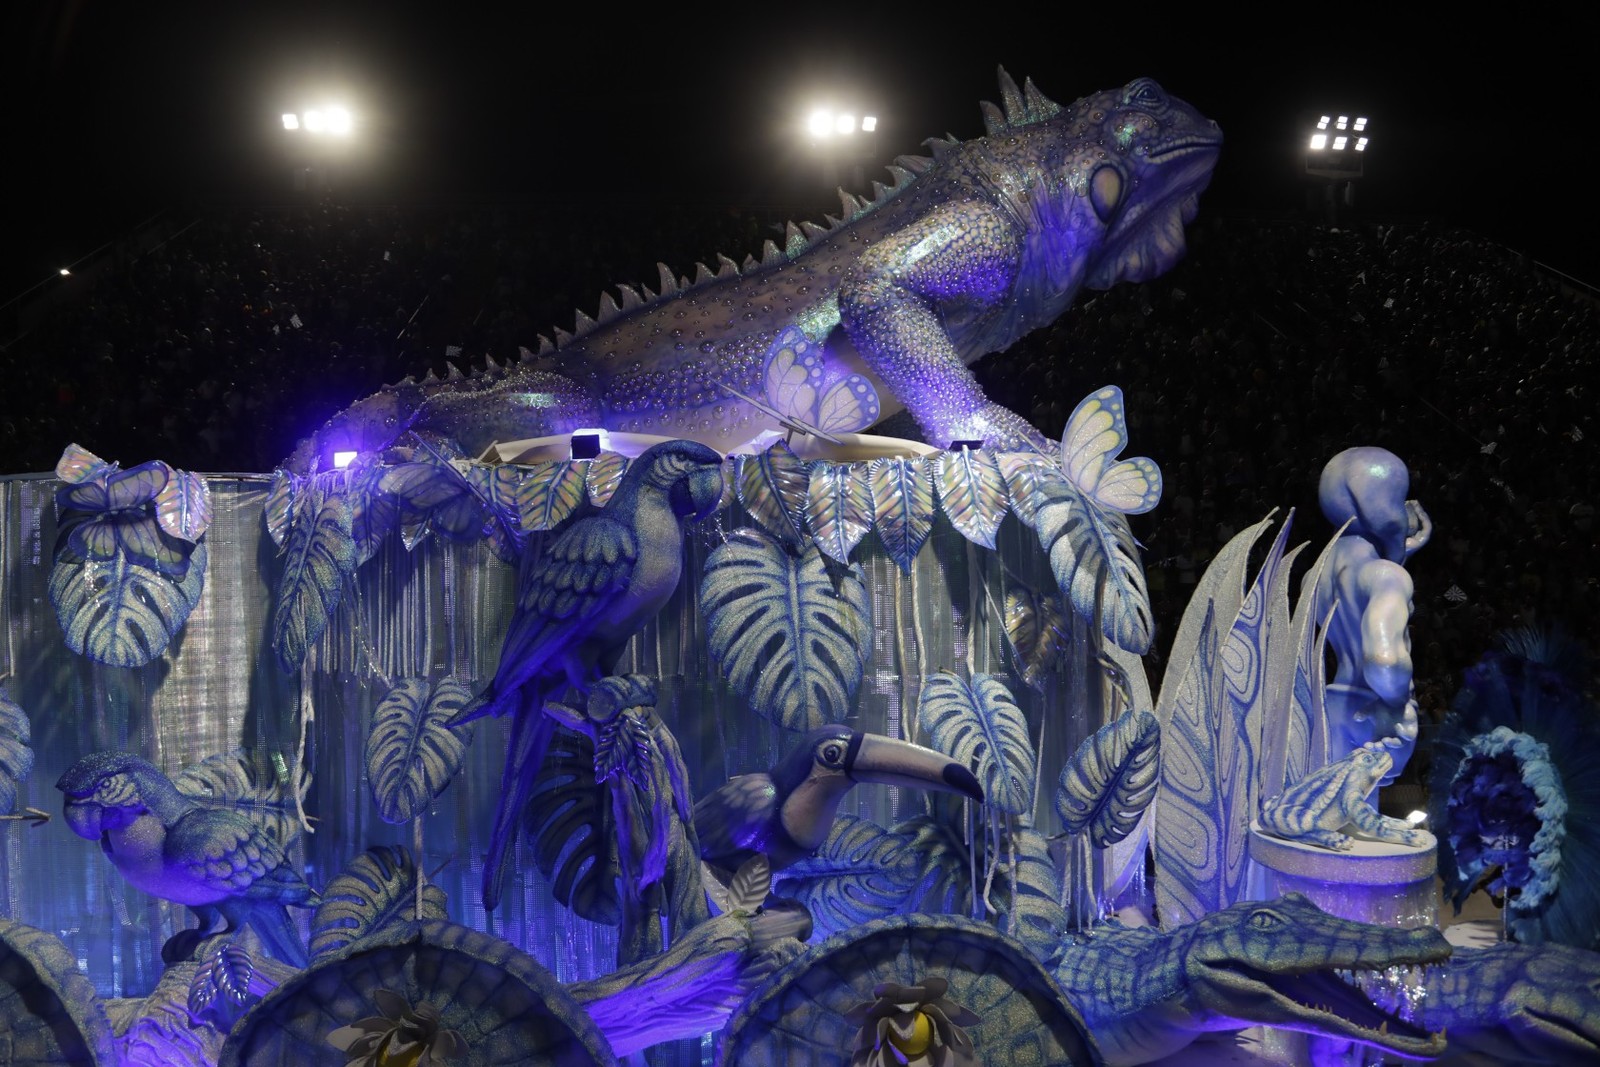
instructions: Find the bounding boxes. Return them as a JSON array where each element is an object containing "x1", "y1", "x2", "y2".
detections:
[
  {"x1": 56, "y1": 751, "x2": 316, "y2": 967},
  {"x1": 694, "y1": 725, "x2": 984, "y2": 873},
  {"x1": 449, "y1": 438, "x2": 726, "y2": 910}
]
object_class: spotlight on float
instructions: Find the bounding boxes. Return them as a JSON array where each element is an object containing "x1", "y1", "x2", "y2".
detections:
[
  {"x1": 333, "y1": 450, "x2": 358, "y2": 469},
  {"x1": 327, "y1": 107, "x2": 352, "y2": 136},
  {"x1": 282, "y1": 113, "x2": 300, "y2": 131},
  {"x1": 950, "y1": 439, "x2": 985, "y2": 451},
  {"x1": 1406, "y1": 810, "x2": 1428, "y2": 828}
]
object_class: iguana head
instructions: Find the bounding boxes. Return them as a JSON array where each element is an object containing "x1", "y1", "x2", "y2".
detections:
[
  {"x1": 1068, "y1": 78, "x2": 1222, "y2": 291},
  {"x1": 1181, "y1": 894, "x2": 1448, "y2": 1059}
]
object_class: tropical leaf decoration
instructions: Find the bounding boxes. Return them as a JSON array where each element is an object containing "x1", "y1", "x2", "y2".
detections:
[
  {"x1": 517, "y1": 459, "x2": 587, "y2": 533},
  {"x1": 585, "y1": 452, "x2": 629, "y2": 506},
  {"x1": 936, "y1": 448, "x2": 1009, "y2": 549},
  {"x1": 1055, "y1": 710, "x2": 1161, "y2": 848},
  {"x1": 736, "y1": 441, "x2": 810, "y2": 548},
  {"x1": 1034, "y1": 478, "x2": 1152, "y2": 654},
  {"x1": 773, "y1": 814, "x2": 921, "y2": 939},
  {"x1": 308, "y1": 846, "x2": 449, "y2": 963},
  {"x1": 271, "y1": 488, "x2": 356, "y2": 673},
  {"x1": 1153, "y1": 603, "x2": 1222, "y2": 929},
  {"x1": 726, "y1": 856, "x2": 773, "y2": 914},
  {"x1": 348, "y1": 462, "x2": 400, "y2": 566},
  {"x1": 49, "y1": 540, "x2": 208, "y2": 668},
  {"x1": 894, "y1": 796, "x2": 974, "y2": 915},
  {"x1": 999, "y1": 825, "x2": 1069, "y2": 957},
  {"x1": 381, "y1": 458, "x2": 488, "y2": 548},
  {"x1": 1002, "y1": 586, "x2": 1069, "y2": 691},
  {"x1": 1099, "y1": 643, "x2": 1159, "y2": 903},
  {"x1": 365, "y1": 677, "x2": 474, "y2": 824},
  {"x1": 997, "y1": 453, "x2": 1055, "y2": 529},
  {"x1": 918, "y1": 672, "x2": 1034, "y2": 817},
  {"x1": 700, "y1": 527, "x2": 872, "y2": 732},
  {"x1": 55, "y1": 441, "x2": 117, "y2": 484},
  {"x1": 523, "y1": 725, "x2": 622, "y2": 925},
  {"x1": 175, "y1": 747, "x2": 311, "y2": 849},
  {"x1": 188, "y1": 941, "x2": 255, "y2": 1019},
  {"x1": 806, "y1": 462, "x2": 872, "y2": 563},
  {"x1": 867, "y1": 455, "x2": 936, "y2": 574},
  {"x1": 0, "y1": 690, "x2": 34, "y2": 815},
  {"x1": 1255, "y1": 533, "x2": 1307, "y2": 799},
  {"x1": 264, "y1": 470, "x2": 299, "y2": 548}
]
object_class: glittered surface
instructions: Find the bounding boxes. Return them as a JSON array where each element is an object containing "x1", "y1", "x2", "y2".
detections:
[{"x1": 0, "y1": 469, "x2": 1100, "y2": 1000}]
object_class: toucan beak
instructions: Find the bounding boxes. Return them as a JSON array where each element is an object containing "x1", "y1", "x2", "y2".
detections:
[{"x1": 848, "y1": 734, "x2": 984, "y2": 802}]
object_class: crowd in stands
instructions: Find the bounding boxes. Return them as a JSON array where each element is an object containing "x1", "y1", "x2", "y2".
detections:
[{"x1": 2, "y1": 198, "x2": 1595, "y2": 738}]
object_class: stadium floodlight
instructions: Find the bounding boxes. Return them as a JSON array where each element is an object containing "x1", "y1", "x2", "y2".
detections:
[
  {"x1": 1355, "y1": 137, "x2": 1368, "y2": 151},
  {"x1": 58, "y1": 268, "x2": 71, "y2": 276},
  {"x1": 282, "y1": 113, "x2": 300, "y2": 131},
  {"x1": 808, "y1": 109, "x2": 833, "y2": 138},
  {"x1": 303, "y1": 109, "x2": 325, "y2": 132},
  {"x1": 1333, "y1": 136, "x2": 1348, "y2": 150},
  {"x1": 327, "y1": 107, "x2": 352, "y2": 135},
  {"x1": 1309, "y1": 133, "x2": 1328, "y2": 150},
  {"x1": 862, "y1": 115, "x2": 877, "y2": 132},
  {"x1": 1336, "y1": 115, "x2": 1349, "y2": 129},
  {"x1": 1317, "y1": 115, "x2": 1331, "y2": 130},
  {"x1": 1354, "y1": 117, "x2": 1368, "y2": 131},
  {"x1": 836, "y1": 113, "x2": 856, "y2": 135}
]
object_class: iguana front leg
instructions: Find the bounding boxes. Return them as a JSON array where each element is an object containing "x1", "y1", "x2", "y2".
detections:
[
  {"x1": 838, "y1": 201, "x2": 1051, "y2": 451},
  {"x1": 1345, "y1": 803, "x2": 1427, "y2": 846}
]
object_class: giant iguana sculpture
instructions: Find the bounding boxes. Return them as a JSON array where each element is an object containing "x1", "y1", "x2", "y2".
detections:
[
  {"x1": 291, "y1": 71, "x2": 1220, "y2": 471},
  {"x1": 1052, "y1": 893, "x2": 1450, "y2": 1066}
]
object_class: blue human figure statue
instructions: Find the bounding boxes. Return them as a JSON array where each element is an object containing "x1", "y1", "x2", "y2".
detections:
[{"x1": 1307, "y1": 447, "x2": 1432, "y2": 791}]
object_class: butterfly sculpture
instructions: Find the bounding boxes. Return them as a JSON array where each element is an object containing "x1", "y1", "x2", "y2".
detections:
[
  {"x1": 720, "y1": 326, "x2": 881, "y2": 443},
  {"x1": 1056, "y1": 386, "x2": 1162, "y2": 516}
]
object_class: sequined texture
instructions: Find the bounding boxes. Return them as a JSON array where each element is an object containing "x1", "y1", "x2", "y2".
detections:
[{"x1": 297, "y1": 74, "x2": 1219, "y2": 469}]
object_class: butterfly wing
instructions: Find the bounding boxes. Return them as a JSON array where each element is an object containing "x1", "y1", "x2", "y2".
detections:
[
  {"x1": 763, "y1": 327, "x2": 824, "y2": 421},
  {"x1": 56, "y1": 444, "x2": 115, "y2": 484},
  {"x1": 1060, "y1": 386, "x2": 1162, "y2": 514},
  {"x1": 813, "y1": 375, "x2": 881, "y2": 435}
]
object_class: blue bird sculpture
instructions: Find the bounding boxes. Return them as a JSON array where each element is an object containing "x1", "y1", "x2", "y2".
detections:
[
  {"x1": 694, "y1": 725, "x2": 984, "y2": 873},
  {"x1": 56, "y1": 751, "x2": 316, "y2": 966},
  {"x1": 449, "y1": 439, "x2": 726, "y2": 910}
]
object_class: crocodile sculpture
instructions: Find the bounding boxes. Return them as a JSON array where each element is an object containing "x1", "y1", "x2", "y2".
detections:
[
  {"x1": 1052, "y1": 893, "x2": 1450, "y2": 1066},
  {"x1": 290, "y1": 70, "x2": 1220, "y2": 471},
  {"x1": 1403, "y1": 941, "x2": 1600, "y2": 1065}
]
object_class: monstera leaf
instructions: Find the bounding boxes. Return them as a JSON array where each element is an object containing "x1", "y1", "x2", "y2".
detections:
[
  {"x1": 700, "y1": 527, "x2": 871, "y2": 731},
  {"x1": 49, "y1": 541, "x2": 207, "y2": 668},
  {"x1": 1034, "y1": 477, "x2": 1152, "y2": 654},
  {"x1": 0, "y1": 691, "x2": 33, "y2": 814},
  {"x1": 54, "y1": 459, "x2": 194, "y2": 577},
  {"x1": 736, "y1": 442, "x2": 809, "y2": 548},
  {"x1": 868, "y1": 455, "x2": 936, "y2": 573},
  {"x1": 264, "y1": 470, "x2": 299, "y2": 548},
  {"x1": 806, "y1": 462, "x2": 872, "y2": 563},
  {"x1": 1055, "y1": 709, "x2": 1161, "y2": 848},
  {"x1": 773, "y1": 814, "x2": 921, "y2": 940},
  {"x1": 936, "y1": 448, "x2": 1009, "y2": 549},
  {"x1": 348, "y1": 462, "x2": 400, "y2": 565},
  {"x1": 523, "y1": 725, "x2": 622, "y2": 925},
  {"x1": 271, "y1": 490, "x2": 356, "y2": 673},
  {"x1": 918, "y1": 672, "x2": 1034, "y2": 816},
  {"x1": 895, "y1": 795, "x2": 975, "y2": 914},
  {"x1": 308, "y1": 846, "x2": 448, "y2": 962},
  {"x1": 1003, "y1": 586, "x2": 1069, "y2": 691},
  {"x1": 175, "y1": 748, "x2": 310, "y2": 849},
  {"x1": 365, "y1": 678, "x2": 474, "y2": 824}
]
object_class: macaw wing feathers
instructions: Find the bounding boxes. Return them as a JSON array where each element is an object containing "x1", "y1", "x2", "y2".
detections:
[
  {"x1": 166, "y1": 808, "x2": 307, "y2": 902},
  {"x1": 520, "y1": 515, "x2": 638, "y2": 615}
]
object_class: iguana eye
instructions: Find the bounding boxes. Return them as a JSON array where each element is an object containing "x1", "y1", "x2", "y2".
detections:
[
  {"x1": 1090, "y1": 166, "x2": 1125, "y2": 223},
  {"x1": 1124, "y1": 79, "x2": 1166, "y2": 109}
]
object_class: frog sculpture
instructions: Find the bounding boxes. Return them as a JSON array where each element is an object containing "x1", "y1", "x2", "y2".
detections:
[{"x1": 1258, "y1": 744, "x2": 1427, "y2": 851}]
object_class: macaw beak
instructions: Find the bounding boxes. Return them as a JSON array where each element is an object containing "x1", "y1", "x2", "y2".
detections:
[
  {"x1": 847, "y1": 734, "x2": 984, "y2": 802},
  {"x1": 62, "y1": 798, "x2": 103, "y2": 841}
]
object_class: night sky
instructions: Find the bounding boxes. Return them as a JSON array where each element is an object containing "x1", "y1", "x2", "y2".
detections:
[{"x1": 4, "y1": 4, "x2": 1597, "y2": 301}]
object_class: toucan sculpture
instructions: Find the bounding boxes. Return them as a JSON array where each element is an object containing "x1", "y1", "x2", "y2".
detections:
[{"x1": 694, "y1": 725, "x2": 983, "y2": 873}]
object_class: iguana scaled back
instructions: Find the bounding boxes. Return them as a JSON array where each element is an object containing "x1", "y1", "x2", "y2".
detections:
[{"x1": 291, "y1": 70, "x2": 1220, "y2": 471}]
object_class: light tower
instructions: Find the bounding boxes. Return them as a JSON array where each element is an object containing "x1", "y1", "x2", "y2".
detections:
[
  {"x1": 1305, "y1": 113, "x2": 1369, "y2": 225},
  {"x1": 804, "y1": 104, "x2": 879, "y2": 194}
]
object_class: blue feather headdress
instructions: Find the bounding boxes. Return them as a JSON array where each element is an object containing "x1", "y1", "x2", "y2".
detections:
[{"x1": 1429, "y1": 626, "x2": 1600, "y2": 948}]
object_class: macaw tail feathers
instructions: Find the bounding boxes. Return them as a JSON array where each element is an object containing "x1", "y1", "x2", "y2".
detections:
[
  {"x1": 482, "y1": 709, "x2": 555, "y2": 912},
  {"x1": 223, "y1": 899, "x2": 309, "y2": 969}
]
